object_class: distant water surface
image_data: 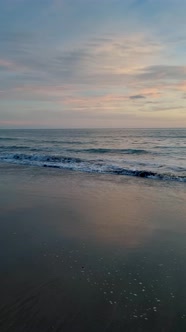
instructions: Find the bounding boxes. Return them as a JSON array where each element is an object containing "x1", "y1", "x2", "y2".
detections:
[{"x1": 0, "y1": 128, "x2": 186, "y2": 181}]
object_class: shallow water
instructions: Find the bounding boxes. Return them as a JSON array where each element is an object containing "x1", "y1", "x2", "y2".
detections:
[
  {"x1": 0, "y1": 128, "x2": 186, "y2": 181},
  {"x1": 0, "y1": 165, "x2": 186, "y2": 331}
]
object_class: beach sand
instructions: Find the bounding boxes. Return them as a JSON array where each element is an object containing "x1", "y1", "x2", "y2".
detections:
[{"x1": 0, "y1": 164, "x2": 186, "y2": 332}]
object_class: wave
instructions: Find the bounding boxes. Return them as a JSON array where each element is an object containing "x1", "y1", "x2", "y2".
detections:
[
  {"x1": 0, "y1": 153, "x2": 82, "y2": 164},
  {"x1": 0, "y1": 137, "x2": 87, "y2": 145},
  {"x1": 0, "y1": 146, "x2": 154, "y2": 155},
  {"x1": 0, "y1": 153, "x2": 186, "y2": 182},
  {"x1": 39, "y1": 140, "x2": 87, "y2": 145},
  {"x1": 0, "y1": 145, "x2": 40, "y2": 151},
  {"x1": 69, "y1": 148, "x2": 150, "y2": 155},
  {"x1": 154, "y1": 146, "x2": 186, "y2": 149},
  {"x1": 0, "y1": 137, "x2": 18, "y2": 141}
]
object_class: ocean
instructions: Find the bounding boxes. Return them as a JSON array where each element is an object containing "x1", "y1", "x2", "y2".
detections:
[{"x1": 0, "y1": 128, "x2": 186, "y2": 182}]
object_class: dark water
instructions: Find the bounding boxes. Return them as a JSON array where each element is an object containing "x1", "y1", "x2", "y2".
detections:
[
  {"x1": 0, "y1": 128, "x2": 186, "y2": 181},
  {"x1": 0, "y1": 164, "x2": 186, "y2": 331}
]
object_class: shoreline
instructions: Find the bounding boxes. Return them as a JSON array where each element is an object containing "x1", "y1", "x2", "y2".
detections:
[{"x1": 1, "y1": 160, "x2": 186, "y2": 184}]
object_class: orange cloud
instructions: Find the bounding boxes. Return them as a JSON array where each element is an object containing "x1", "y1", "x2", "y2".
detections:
[{"x1": 176, "y1": 81, "x2": 186, "y2": 92}]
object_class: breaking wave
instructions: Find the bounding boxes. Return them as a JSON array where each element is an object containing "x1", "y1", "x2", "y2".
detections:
[{"x1": 0, "y1": 153, "x2": 185, "y2": 182}]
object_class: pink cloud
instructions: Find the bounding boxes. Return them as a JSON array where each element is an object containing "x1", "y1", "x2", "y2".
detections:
[
  {"x1": 13, "y1": 84, "x2": 79, "y2": 95},
  {"x1": 0, "y1": 58, "x2": 27, "y2": 72},
  {"x1": 139, "y1": 87, "x2": 162, "y2": 98},
  {"x1": 0, "y1": 59, "x2": 16, "y2": 69}
]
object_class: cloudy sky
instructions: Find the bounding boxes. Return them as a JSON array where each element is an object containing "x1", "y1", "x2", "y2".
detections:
[{"x1": 0, "y1": 0, "x2": 186, "y2": 128}]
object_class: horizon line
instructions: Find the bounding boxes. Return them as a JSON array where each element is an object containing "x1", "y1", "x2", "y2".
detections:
[{"x1": 0, "y1": 127, "x2": 186, "y2": 130}]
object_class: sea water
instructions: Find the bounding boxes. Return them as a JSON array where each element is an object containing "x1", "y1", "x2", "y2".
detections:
[{"x1": 0, "y1": 128, "x2": 185, "y2": 182}]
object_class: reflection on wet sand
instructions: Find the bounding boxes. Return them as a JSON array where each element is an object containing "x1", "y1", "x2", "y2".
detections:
[{"x1": 0, "y1": 166, "x2": 186, "y2": 331}]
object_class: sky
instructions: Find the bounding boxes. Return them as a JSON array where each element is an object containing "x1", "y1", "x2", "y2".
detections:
[{"x1": 0, "y1": 0, "x2": 186, "y2": 128}]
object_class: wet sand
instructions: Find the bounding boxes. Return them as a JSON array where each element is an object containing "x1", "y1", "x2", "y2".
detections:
[{"x1": 0, "y1": 164, "x2": 186, "y2": 332}]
